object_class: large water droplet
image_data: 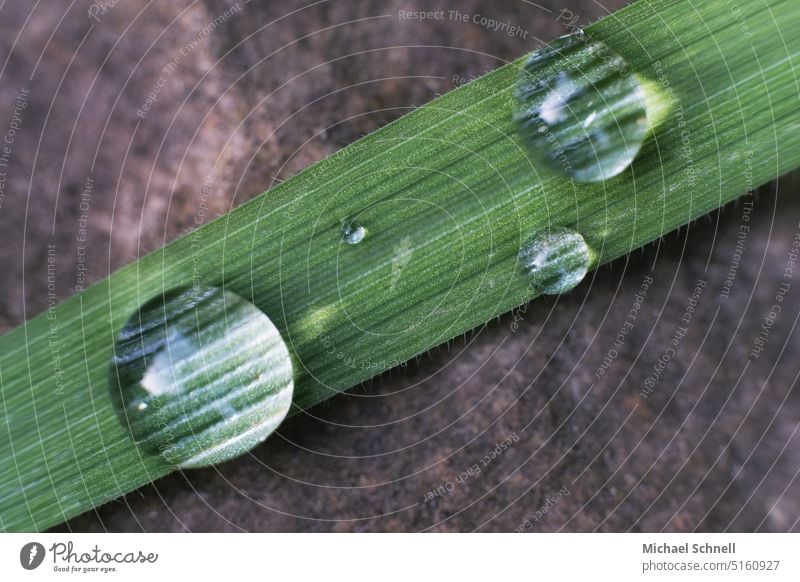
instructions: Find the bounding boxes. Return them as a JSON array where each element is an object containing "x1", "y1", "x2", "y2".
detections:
[
  {"x1": 513, "y1": 32, "x2": 647, "y2": 182},
  {"x1": 519, "y1": 227, "x2": 594, "y2": 294},
  {"x1": 341, "y1": 221, "x2": 366, "y2": 245},
  {"x1": 109, "y1": 285, "x2": 294, "y2": 469}
]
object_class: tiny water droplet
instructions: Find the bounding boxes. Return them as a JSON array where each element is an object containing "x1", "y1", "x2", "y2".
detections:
[
  {"x1": 341, "y1": 222, "x2": 366, "y2": 244},
  {"x1": 513, "y1": 33, "x2": 648, "y2": 182},
  {"x1": 519, "y1": 227, "x2": 594, "y2": 294},
  {"x1": 109, "y1": 284, "x2": 294, "y2": 469}
]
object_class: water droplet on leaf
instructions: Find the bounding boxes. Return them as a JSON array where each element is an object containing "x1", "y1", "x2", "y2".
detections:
[
  {"x1": 341, "y1": 222, "x2": 366, "y2": 244},
  {"x1": 513, "y1": 32, "x2": 648, "y2": 182},
  {"x1": 519, "y1": 227, "x2": 594, "y2": 294},
  {"x1": 109, "y1": 285, "x2": 294, "y2": 469}
]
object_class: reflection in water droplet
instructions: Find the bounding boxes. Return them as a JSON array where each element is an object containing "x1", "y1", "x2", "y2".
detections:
[
  {"x1": 342, "y1": 222, "x2": 366, "y2": 245},
  {"x1": 513, "y1": 32, "x2": 648, "y2": 182},
  {"x1": 519, "y1": 227, "x2": 594, "y2": 294},
  {"x1": 109, "y1": 285, "x2": 294, "y2": 469}
]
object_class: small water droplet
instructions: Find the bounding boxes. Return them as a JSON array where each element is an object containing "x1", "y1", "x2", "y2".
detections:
[
  {"x1": 109, "y1": 284, "x2": 294, "y2": 469},
  {"x1": 513, "y1": 32, "x2": 648, "y2": 182},
  {"x1": 341, "y1": 222, "x2": 366, "y2": 244},
  {"x1": 519, "y1": 227, "x2": 594, "y2": 294}
]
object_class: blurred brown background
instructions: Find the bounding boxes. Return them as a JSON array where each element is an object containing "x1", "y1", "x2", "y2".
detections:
[{"x1": 1, "y1": 0, "x2": 798, "y2": 531}]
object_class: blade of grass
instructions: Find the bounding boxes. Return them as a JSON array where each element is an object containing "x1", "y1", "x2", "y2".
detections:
[{"x1": 1, "y1": 0, "x2": 799, "y2": 531}]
